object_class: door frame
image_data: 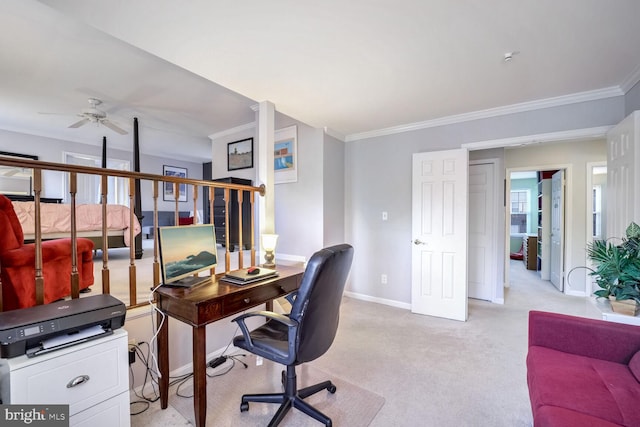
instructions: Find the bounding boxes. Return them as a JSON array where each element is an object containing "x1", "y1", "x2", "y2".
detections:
[
  {"x1": 504, "y1": 164, "x2": 572, "y2": 294},
  {"x1": 585, "y1": 161, "x2": 607, "y2": 295}
]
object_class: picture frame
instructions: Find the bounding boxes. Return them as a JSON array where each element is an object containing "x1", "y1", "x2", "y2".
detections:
[
  {"x1": 227, "y1": 137, "x2": 254, "y2": 171},
  {"x1": 163, "y1": 165, "x2": 187, "y2": 202},
  {"x1": 274, "y1": 125, "x2": 297, "y2": 184}
]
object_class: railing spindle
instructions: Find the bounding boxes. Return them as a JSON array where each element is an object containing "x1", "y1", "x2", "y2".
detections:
[{"x1": 33, "y1": 169, "x2": 44, "y2": 306}]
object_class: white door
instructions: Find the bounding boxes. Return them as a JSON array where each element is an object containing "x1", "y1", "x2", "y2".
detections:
[
  {"x1": 411, "y1": 149, "x2": 468, "y2": 321},
  {"x1": 606, "y1": 112, "x2": 638, "y2": 238},
  {"x1": 468, "y1": 162, "x2": 495, "y2": 301},
  {"x1": 550, "y1": 170, "x2": 565, "y2": 291}
]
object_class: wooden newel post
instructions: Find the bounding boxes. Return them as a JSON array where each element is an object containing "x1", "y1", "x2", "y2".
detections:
[{"x1": 33, "y1": 169, "x2": 44, "y2": 305}]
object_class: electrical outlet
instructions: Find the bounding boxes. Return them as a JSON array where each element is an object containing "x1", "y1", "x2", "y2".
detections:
[
  {"x1": 381, "y1": 274, "x2": 388, "y2": 284},
  {"x1": 128, "y1": 337, "x2": 137, "y2": 347},
  {"x1": 256, "y1": 356, "x2": 263, "y2": 366}
]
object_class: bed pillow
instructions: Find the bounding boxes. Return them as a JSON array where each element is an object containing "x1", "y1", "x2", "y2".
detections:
[{"x1": 178, "y1": 216, "x2": 194, "y2": 225}]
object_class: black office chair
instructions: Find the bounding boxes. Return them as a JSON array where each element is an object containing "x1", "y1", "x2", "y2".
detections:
[{"x1": 232, "y1": 244, "x2": 354, "y2": 427}]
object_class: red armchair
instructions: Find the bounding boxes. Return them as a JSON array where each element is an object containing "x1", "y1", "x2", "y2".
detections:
[{"x1": 0, "y1": 195, "x2": 94, "y2": 311}]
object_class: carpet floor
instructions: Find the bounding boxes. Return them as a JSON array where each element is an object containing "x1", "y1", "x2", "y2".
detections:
[{"x1": 167, "y1": 354, "x2": 384, "y2": 426}]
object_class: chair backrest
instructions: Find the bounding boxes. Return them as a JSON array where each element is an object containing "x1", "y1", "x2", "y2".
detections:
[
  {"x1": 0, "y1": 195, "x2": 24, "y2": 254},
  {"x1": 290, "y1": 243, "x2": 354, "y2": 364}
]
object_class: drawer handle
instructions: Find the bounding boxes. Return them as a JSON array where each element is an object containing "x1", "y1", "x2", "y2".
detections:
[
  {"x1": 67, "y1": 375, "x2": 90, "y2": 388},
  {"x1": 244, "y1": 298, "x2": 250, "y2": 304}
]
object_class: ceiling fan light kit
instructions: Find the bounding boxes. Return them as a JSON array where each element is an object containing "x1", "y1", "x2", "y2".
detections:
[{"x1": 67, "y1": 97, "x2": 128, "y2": 135}]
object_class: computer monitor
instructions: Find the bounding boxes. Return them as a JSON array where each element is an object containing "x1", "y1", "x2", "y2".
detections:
[{"x1": 157, "y1": 224, "x2": 217, "y2": 286}]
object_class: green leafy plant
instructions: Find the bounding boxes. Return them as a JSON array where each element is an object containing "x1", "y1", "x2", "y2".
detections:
[{"x1": 587, "y1": 222, "x2": 640, "y2": 303}]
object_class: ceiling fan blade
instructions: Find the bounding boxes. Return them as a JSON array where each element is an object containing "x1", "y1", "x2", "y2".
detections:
[
  {"x1": 68, "y1": 118, "x2": 90, "y2": 128},
  {"x1": 101, "y1": 119, "x2": 128, "y2": 135}
]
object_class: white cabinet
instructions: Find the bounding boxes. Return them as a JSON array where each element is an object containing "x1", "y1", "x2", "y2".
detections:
[{"x1": 0, "y1": 329, "x2": 129, "y2": 427}]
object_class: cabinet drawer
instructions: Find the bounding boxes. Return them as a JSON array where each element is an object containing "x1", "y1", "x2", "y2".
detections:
[
  {"x1": 71, "y1": 391, "x2": 130, "y2": 427},
  {"x1": 7, "y1": 331, "x2": 128, "y2": 416}
]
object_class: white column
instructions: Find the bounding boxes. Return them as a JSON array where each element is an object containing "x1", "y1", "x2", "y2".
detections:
[{"x1": 255, "y1": 101, "x2": 276, "y2": 239}]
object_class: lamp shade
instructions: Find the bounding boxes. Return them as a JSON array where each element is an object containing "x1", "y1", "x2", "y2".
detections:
[{"x1": 262, "y1": 234, "x2": 279, "y2": 251}]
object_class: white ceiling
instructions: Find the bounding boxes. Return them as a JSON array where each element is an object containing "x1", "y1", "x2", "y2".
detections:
[{"x1": 2, "y1": 0, "x2": 640, "y2": 162}]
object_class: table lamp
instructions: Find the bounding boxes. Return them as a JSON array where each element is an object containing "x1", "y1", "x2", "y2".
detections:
[{"x1": 262, "y1": 234, "x2": 279, "y2": 268}]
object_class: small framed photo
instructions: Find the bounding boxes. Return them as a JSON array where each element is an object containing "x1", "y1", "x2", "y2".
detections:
[
  {"x1": 227, "y1": 138, "x2": 254, "y2": 171},
  {"x1": 163, "y1": 165, "x2": 187, "y2": 202},
  {"x1": 274, "y1": 125, "x2": 297, "y2": 184}
]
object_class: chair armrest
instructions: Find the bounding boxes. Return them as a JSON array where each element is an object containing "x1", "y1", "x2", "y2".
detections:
[
  {"x1": 528, "y1": 310, "x2": 640, "y2": 363},
  {"x1": 232, "y1": 311, "x2": 298, "y2": 348},
  {"x1": 284, "y1": 291, "x2": 298, "y2": 306}
]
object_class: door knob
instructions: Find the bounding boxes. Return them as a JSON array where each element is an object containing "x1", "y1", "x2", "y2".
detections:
[{"x1": 413, "y1": 239, "x2": 426, "y2": 245}]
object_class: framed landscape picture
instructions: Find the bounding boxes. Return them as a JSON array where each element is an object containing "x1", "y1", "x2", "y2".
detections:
[
  {"x1": 227, "y1": 138, "x2": 254, "y2": 171},
  {"x1": 163, "y1": 165, "x2": 187, "y2": 202},
  {"x1": 274, "y1": 125, "x2": 297, "y2": 184}
]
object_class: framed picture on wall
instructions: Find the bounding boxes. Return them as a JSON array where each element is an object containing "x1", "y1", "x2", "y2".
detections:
[
  {"x1": 163, "y1": 165, "x2": 187, "y2": 202},
  {"x1": 227, "y1": 138, "x2": 254, "y2": 171},
  {"x1": 274, "y1": 125, "x2": 297, "y2": 184}
]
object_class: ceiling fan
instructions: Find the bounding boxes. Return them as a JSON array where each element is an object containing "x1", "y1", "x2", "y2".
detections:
[{"x1": 67, "y1": 98, "x2": 128, "y2": 135}]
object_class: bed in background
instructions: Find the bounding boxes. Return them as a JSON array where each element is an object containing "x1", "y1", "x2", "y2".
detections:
[{"x1": 12, "y1": 201, "x2": 141, "y2": 251}]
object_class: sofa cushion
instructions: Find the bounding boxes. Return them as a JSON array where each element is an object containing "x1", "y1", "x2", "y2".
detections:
[
  {"x1": 528, "y1": 346, "x2": 640, "y2": 426},
  {"x1": 536, "y1": 406, "x2": 624, "y2": 427},
  {"x1": 630, "y1": 350, "x2": 640, "y2": 383}
]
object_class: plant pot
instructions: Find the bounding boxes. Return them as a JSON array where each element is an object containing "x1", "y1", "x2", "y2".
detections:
[{"x1": 609, "y1": 297, "x2": 640, "y2": 316}]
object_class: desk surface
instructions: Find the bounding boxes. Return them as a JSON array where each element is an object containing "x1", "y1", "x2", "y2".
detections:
[
  {"x1": 155, "y1": 265, "x2": 305, "y2": 427},
  {"x1": 156, "y1": 265, "x2": 304, "y2": 326}
]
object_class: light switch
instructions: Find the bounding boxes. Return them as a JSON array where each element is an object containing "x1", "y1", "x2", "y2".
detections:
[{"x1": 382, "y1": 211, "x2": 388, "y2": 221}]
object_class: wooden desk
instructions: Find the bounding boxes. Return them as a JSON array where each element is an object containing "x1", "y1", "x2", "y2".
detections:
[{"x1": 155, "y1": 265, "x2": 304, "y2": 427}]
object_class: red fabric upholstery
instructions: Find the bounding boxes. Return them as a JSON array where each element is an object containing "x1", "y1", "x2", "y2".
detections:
[
  {"x1": 527, "y1": 311, "x2": 640, "y2": 427},
  {"x1": 178, "y1": 216, "x2": 194, "y2": 225},
  {"x1": 0, "y1": 195, "x2": 94, "y2": 311},
  {"x1": 629, "y1": 351, "x2": 640, "y2": 383}
]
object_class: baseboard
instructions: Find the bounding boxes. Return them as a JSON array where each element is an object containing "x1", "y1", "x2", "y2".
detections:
[{"x1": 344, "y1": 291, "x2": 411, "y2": 310}]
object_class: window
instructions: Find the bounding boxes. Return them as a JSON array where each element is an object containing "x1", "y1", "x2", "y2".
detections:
[
  {"x1": 510, "y1": 190, "x2": 529, "y2": 233},
  {"x1": 592, "y1": 185, "x2": 602, "y2": 239},
  {"x1": 63, "y1": 152, "x2": 130, "y2": 205}
]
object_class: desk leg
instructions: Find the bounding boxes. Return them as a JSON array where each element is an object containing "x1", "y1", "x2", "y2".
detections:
[
  {"x1": 157, "y1": 311, "x2": 169, "y2": 409},
  {"x1": 193, "y1": 325, "x2": 207, "y2": 427},
  {"x1": 266, "y1": 300, "x2": 273, "y2": 311}
]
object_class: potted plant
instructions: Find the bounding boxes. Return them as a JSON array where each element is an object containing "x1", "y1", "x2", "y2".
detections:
[{"x1": 587, "y1": 222, "x2": 640, "y2": 316}]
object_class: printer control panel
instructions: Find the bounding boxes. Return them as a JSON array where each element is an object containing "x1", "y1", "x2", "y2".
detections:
[{"x1": 1, "y1": 320, "x2": 59, "y2": 344}]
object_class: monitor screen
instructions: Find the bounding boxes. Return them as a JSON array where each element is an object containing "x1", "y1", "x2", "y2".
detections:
[{"x1": 157, "y1": 224, "x2": 218, "y2": 285}]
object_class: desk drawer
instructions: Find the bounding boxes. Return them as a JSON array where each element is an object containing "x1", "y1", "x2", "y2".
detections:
[{"x1": 223, "y1": 277, "x2": 298, "y2": 316}]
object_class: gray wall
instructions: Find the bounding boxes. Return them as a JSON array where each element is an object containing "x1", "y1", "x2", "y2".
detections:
[
  {"x1": 323, "y1": 133, "x2": 346, "y2": 247},
  {"x1": 345, "y1": 95, "x2": 624, "y2": 304},
  {"x1": 626, "y1": 80, "x2": 640, "y2": 115}
]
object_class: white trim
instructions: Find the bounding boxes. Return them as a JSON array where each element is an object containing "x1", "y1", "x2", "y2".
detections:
[
  {"x1": 323, "y1": 126, "x2": 346, "y2": 142},
  {"x1": 621, "y1": 64, "x2": 640, "y2": 93},
  {"x1": 462, "y1": 126, "x2": 612, "y2": 151},
  {"x1": 345, "y1": 87, "x2": 622, "y2": 142},
  {"x1": 208, "y1": 121, "x2": 256, "y2": 141},
  {"x1": 344, "y1": 290, "x2": 411, "y2": 310}
]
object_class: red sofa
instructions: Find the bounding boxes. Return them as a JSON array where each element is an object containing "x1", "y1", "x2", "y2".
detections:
[
  {"x1": 527, "y1": 311, "x2": 640, "y2": 427},
  {"x1": 0, "y1": 195, "x2": 94, "y2": 311}
]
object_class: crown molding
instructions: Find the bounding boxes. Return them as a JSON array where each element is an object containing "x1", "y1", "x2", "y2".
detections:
[
  {"x1": 323, "y1": 127, "x2": 346, "y2": 142},
  {"x1": 208, "y1": 121, "x2": 256, "y2": 141},
  {"x1": 461, "y1": 125, "x2": 613, "y2": 151},
  {"x1": 345, "y1": 86, "x2": 624, "y2": 142},
  {"x1": 620, "y1": 64, "x2": 640, "y2": 93}
]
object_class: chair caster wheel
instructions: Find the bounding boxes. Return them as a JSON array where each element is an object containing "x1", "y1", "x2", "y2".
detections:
[
  {"x1": 240, "y1": 402, "x2": 249, "y2": 412},
  {"x1": 328, "y1": 385, "x2": 337, "y2": 393}
]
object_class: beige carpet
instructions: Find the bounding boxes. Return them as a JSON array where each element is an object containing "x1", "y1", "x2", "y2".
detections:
[{"x1": 169, "y1": 354, "x2": 385, "y2": 426}]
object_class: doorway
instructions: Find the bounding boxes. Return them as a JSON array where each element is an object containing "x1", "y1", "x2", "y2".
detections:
[{"x1": 506, "y1": 168, "x2": 566, "y2": 292}]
